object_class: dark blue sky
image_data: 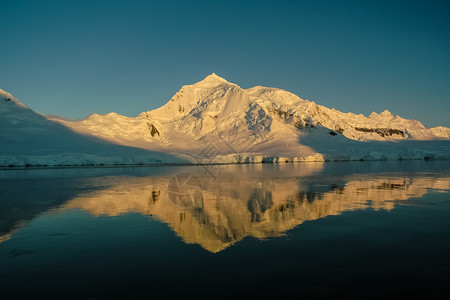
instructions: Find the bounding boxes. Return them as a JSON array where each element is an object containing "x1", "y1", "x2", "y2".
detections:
[{"x1": 1, "y1": 0, "x2": 449, "y2": 127}]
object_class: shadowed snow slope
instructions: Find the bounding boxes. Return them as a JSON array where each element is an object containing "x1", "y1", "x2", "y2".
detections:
[
  {"x1": 2, "y1": 74, "x2": 450, "y2": 166},
  {"x1": 0, "y1": 89, "x2": 187, "y2": 166}
]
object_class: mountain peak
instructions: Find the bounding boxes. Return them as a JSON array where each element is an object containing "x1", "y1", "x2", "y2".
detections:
[
  {"x1": 192, "y1": 73, "x2": 234, "y2": 89},
  {"x1": 204, "y1": 73, "x2": 228, "y2": 82},
  {"x1": 380, "y1": 109, "x2": 393, "y2": 117}
]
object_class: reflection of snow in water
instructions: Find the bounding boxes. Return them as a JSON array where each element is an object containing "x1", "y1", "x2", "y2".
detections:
[
  {"x1": 58, "y1": 172, "x2": 450, "y2": 253},
  {"x1": 1, "y1": 162, "x2": 449, "y2": 252}
]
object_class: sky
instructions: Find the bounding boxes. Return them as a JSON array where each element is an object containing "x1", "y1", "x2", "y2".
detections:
[{"x1": 1, "y1": 0, "x2": 449, "y2": 127}]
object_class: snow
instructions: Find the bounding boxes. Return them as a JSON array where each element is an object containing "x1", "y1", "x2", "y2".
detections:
[
  {"x1": 0, "y1": 89, "x2": 187, "y2": 167},
  {"x1": 1, "y1": 74, "x2": 450, "y2": 167}
]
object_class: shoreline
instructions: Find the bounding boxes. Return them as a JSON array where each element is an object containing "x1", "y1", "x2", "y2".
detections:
[{"x1": 1, "y1": 156, "x2": 448, "y2": 171}]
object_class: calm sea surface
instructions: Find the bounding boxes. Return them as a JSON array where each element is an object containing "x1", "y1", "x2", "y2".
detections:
[{"x1": 1, "y1": 161, "x2": 449, "y2": 299}]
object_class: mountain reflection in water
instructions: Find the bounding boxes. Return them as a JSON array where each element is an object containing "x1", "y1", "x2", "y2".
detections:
[
  {"x1": 1, "y1": 162, "x2": 450, "y2": 299},
  {"x1": 45, "y1": 164, "x2": 449, "y2": 253}
]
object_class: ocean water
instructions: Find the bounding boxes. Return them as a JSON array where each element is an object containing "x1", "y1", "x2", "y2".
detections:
[{"x1": 0, "y1": 161, "x2": 449, "y2": 299}]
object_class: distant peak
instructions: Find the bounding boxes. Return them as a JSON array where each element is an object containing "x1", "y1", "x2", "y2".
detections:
[
  {"x1": 370, "y1": 109, "x2": 393, "y2": 118},
  {"x1": 380, "y1": 110, "x2": 393, "y2": 117}
]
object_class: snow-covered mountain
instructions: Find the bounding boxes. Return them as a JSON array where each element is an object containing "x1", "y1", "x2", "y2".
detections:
[
  {"x1": 0, "y1": 89, "x2": 186, "y2": 166},
  {"x1": 51, "y1": 73, "x2": 450, "y2": 164},
  {"x1": 1, "y1": 74, "x2": 449, "y2": 166}
]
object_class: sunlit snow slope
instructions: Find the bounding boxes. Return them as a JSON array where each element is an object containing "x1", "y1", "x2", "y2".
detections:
[
  {"x1": 0, "y1": 89, "x2": 186, "y2": 166},
  {"x1": 2, "y1": 74, "x2": 449, "y2": 166},
  {"x1": 52, "y1": 73, "x2": 450, "y2": 163}
]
